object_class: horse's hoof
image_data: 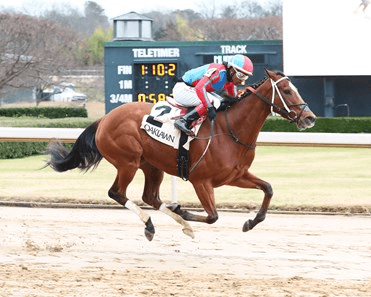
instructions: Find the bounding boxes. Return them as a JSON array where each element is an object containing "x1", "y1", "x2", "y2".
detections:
[
  {"x1": 144, "y1": 229, "x2": 155, "y2": 241},
  {"x1": 182, "y1": 227, "x2": 195, "y2": 239},
  {"x1": 167, "y1": 203, "x2": 181, "y2": 212},
  {"x1": 242, "y1": 219, "x2": 253, "y2": 232},
  {"x1": 144, "y1": 218, "x2": 155, "y2": 241}
]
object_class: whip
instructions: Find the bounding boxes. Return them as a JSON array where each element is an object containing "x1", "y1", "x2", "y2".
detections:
[{"x1": 190, "y1": 119, "x2": 215, "y2": 173}]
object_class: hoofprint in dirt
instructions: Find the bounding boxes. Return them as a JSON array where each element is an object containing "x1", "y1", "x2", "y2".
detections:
[{"x1": 0, "y1": 207, "x2": 370, "y2": 297}]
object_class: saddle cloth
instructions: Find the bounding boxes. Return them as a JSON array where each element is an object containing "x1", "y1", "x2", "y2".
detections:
[{"x1": 140, "y1": 100, "x2": 202, "y2": 150}]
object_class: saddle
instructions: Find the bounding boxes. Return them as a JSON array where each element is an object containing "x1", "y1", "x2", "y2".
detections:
[{"x1": 140, "y1": 97, "x2": 204, "y2": 181}]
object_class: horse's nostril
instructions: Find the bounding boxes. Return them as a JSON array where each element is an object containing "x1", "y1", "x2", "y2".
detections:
[
  {"x1": 307, "y1": 116, "x2": 316, "y2": 124},
  {"x1": 303, "y1": 115, "x2": 316, "y2": 129}
]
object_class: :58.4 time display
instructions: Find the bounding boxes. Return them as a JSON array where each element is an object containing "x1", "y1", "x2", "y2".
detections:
[{"x1": 137, "y1": 93, "x2": 168, "y2": 103}]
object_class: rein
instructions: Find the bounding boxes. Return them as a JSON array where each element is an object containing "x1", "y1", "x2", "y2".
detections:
[
  {"x1": 225, "y1": 110, "x2": 256, "y2": 150},
  {"x1": 190, "y1": 119, "x2": 215, "y2": 173}
]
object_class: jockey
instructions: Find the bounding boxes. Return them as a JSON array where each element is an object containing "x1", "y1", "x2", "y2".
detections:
[{"x1": 173, "y1": 54, "x2": 254, "y2": 136}]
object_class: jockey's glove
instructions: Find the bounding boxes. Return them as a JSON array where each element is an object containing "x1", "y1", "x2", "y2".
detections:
[{"x1": 208, "y1": 106, "x2": 217, "y2": 121}]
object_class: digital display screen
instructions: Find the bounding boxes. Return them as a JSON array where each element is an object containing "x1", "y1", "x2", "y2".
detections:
[{"x1": 134, "y1": 63, "x2": 178, "y2": 104}]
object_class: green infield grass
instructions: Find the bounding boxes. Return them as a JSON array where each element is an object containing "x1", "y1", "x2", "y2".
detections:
[{"x1": 0, "y1": 146, "x2": 370, "y2": 212}]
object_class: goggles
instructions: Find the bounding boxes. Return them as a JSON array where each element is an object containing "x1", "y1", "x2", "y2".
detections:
[{"x1": 233, "y1": 67, "x2": 250, "y2": 81}]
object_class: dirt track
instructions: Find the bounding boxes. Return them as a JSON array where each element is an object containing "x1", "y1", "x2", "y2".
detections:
[{"x1": 0, "y1": 206, "x2": 370, "y2": 296}]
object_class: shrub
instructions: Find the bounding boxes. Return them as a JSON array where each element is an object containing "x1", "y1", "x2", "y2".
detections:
[
  {"x1": 0, "y1": 107, "x2": 88, "y2": 118},
  {"x1": 262, "y1": 117, "x2": 371, "y2": 133},
  {"x1": 0, "y1": 142, "x2": 74, "y2": 159}
]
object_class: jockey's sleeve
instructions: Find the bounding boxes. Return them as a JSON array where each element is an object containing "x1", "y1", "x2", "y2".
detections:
[
  {"x1": 224, "y1": 82, "x2": 238, "y2": 97},
  {"x1": 194, "y1": 68, "x2": 220, "y2": 109}
]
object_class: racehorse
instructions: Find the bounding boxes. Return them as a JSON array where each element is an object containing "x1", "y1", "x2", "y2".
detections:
[{"x1": 45, "y1": 69, "x2": 316, "y2": 241}]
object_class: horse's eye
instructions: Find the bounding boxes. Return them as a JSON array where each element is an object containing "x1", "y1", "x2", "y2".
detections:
[{"x1": 284, "y1": 89, "x2": 291, "y2": 95}]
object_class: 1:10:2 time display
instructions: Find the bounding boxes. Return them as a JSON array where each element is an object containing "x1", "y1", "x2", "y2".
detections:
[
  {"x1": 140, "y1": 63, "x2": 176, "y2": 77},
  {"x1": 134, "y1": 62, "x2": 178, "y2": 104}
]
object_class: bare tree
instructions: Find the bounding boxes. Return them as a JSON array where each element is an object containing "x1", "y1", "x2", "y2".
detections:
[
  {"x1": 144, "y1": 11, "x2": 175, "y2": 40},
  {"x1": 18, "y1": 1, "x2": 110, "y2": 37},
  {"x1": 147, "y1": 9, "x2": 199, "y2": 41},
  {"x1": 190, "y1": 16, "x2": 282, "y2": 40},
  {"x1": 199, "y1": 0, "x2": 220, "y2": 19},
  {"x1": 84, "y1": 1, "x2": 109, "y2": 34},
  {"x1": 220, "y1": 6, "x2": 237, "y2": 19},
  {"x1": 173, "y1": 9, "x2": 202, "y2": 20},
  {"x1": 0, "y1": 13, "x2": 80, "y2": 99},
  {"x1": 239, "y1": 0, "x2": 265, "y2": 18},
  {"x1": 148, "y1": 1, "x2": 282, "y2": 41},
  {"x1": 42, "y1": 3, "x2": 85, "y2": 35},
  {"x1": 265, "y1": 0, "x2": 283, "y2": 17}
]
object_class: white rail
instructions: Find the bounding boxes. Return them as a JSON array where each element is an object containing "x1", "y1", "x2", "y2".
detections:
[
  {"x1": 0, "y1": 127, "x2": 370, "y2": 148},
  {"x1": 257, "y1": 132, "x2": 371, "y2": 148},
  {"x1": 0, "y1": 127, "x2": 84, "y2": 143}
]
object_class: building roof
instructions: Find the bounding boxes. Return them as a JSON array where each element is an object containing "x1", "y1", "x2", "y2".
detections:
[{"x1": 113, "y1": 11, "x2": 153, "y2": 22}]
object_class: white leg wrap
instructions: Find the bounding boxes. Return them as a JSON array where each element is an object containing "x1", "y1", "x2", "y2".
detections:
[
  {"x1": 159, "y1": 203, "x2": 194, "y2": 239},
  {"x1": 125, "y1": 200, "x2": 150, "y2": 223}
]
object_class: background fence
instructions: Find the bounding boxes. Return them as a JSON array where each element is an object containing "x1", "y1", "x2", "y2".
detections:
[{"x1": 1, "y1": 128, "x2": 370, "y2": 148}]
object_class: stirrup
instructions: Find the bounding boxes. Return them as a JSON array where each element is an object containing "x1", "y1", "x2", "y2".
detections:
[{"x1": 174, "y1": 119, "x2": 194, "y2": 136}]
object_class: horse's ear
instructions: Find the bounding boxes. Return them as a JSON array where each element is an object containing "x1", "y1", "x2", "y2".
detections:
[{"x1": 264, "y1": 68, "x2": 273, "y2": 78}]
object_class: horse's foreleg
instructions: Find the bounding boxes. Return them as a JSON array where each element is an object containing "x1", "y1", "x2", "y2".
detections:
[
  {"x1": 108, "y1": 174, "x2": 155, "y2": 241},
  {"x1": 229, "y1": 172, "x2": 273, "y2": 232},
  {"x1": 173, "y1": 181, "x2": 218, "y2": 224},
  {"x1": 140, "y1": 163, "x2": 194, "y2": 239}
]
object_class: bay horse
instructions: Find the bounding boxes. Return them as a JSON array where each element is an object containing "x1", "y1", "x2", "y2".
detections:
[{"x1": 45, "y1": 69, "x2": 316, "y2": 241}]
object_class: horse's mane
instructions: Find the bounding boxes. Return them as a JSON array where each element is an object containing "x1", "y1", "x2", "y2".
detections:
[
  {"x1": 226, "y1": 70, "x2": 285, "y2": 106},
  {"x1": 249, "y1": 77, "x2": 268, "y2": 91},
  {"x1": 218, "y1": 70, "x2": 285, "y2": 111},
  {"x1": 245, "y1": 70, "x2": 285, "y2": 96}
]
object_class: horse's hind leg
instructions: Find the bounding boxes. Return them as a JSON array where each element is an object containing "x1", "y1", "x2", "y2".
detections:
[
  {"x1": 140, "y1": 162, "x2": 194, "y2": 239},
  {"x1": 108, "y1": 172, "x2": 155, "y2": 241}
]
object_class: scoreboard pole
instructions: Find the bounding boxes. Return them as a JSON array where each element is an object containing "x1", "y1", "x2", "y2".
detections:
[{"x1": 171, "y1": 176, "x2": 178, "y2": 205}]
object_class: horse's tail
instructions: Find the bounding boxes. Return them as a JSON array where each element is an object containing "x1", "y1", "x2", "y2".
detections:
[{"x1": 45, "y1": 120, "x2": 103, "y2": 173}]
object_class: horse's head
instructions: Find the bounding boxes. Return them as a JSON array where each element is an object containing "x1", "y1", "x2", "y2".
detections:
[{"x1": 263, "y1": 69, "x2": 316, "y2": 130}]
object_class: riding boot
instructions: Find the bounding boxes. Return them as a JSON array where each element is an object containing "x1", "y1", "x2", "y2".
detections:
[{"x1": 174, "y1": 108, "x2": 201, "y2": 136}]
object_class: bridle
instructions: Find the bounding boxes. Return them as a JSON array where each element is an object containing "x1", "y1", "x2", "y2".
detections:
[
  {"x1": 246, "y1": 76, "x2": 308, "y2": 123},
  {"x1": 226, "y1": 76, "x2": 307, "y2": 148}
]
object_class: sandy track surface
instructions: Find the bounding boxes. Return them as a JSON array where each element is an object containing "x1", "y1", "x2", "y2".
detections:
[{"x1": 0, "y1": 206, "x2": 370, "y2": 296}]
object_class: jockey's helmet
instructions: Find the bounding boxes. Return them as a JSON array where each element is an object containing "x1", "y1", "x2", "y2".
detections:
[{"x1": 228, "y1": 55, "x2": 254, "y2": 77}]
